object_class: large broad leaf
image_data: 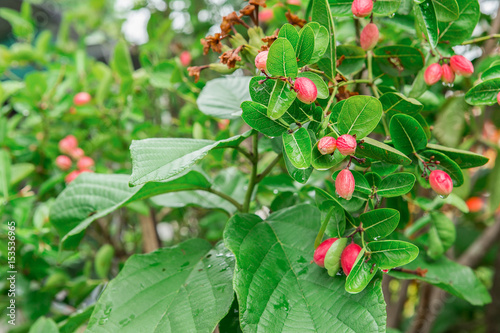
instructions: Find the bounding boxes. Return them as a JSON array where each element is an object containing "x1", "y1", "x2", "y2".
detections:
[
  {"x1": 389, "y1": 253, "x2": 491, "y2": 306},
  {"x1": 298, "y1": 72, "x2": 329, "y2": 99},
  {"x1": 241, "y1": 101, "x2": 289, "y2": 137},
  {"x1": 50, "y1": 171, "x2": 212, "y2": 248},
  {"x1": 249, "y1": 77, "x2": 275, "y2": 105},
  {"x1": 278, "y1": 23, "x2": 299, "y2": 50},
  {"x1": 432, "y1": 0, "x2": 459, "y2": 21},
  {"x1": 438, "y1": 0, "x2": 480, "y2": 45},
  {"x1": 368, "y1": 240, "x2": 419, "y2": 269},
  {"x1": 465, "y1": 78, "x2": 500, "y2": 106},
  {"x1": 415, "y1": 0, "x2": 439, "y2": 48},
  {"x1": 389, "y1": 114, "x2": 427, "y2": 155},
  {"x1": 197, "y1": 76, "x2": 251, "y2": 119},
  {"x1": 296, "y1": 25, "x2": 315, "y2": 67},
  {"x1": 427, "y1": 212, "x2": 456, "y2": 259},
  {"x1": 311, "y1": 0, "x2": 336, "y2": 80},
  {"x1": 360, "y1": 208, "x2": 400, "y2": 241},
  {"x1": 345, "y1": 249, "x2": 379, "y2": 294},
  {"x1": 338, "y1": 95, "x2": 383, "y2": 138},
  {"x1": 336, "y1": 45, "x2": 366, "y2": 75},
  {"x1": 130, "y1": 131, "x2": 252, "y2": 185},
  {"x1": 267, "y1": 38, "x2": 298, "y2": 78},
  {"x1": 86, "y1": 240, "x2": 235, "y2": 333},
  {"x1": 379, "y1": 92, "x2": 423, "y2": 120},
  {"x1": 267, "y1": 80, "x2": 297, "y2": 119},
  {"x1": 420, "y1": 150, "x2": 464, "y2": 186},
  {"x1": 377, "y1": 173, "x2": 416, "y2": 197},
  {"x1": 224, "y1": 205, "x2": 387, "y2": 332},
  {"x1": 282, "y1": 127, "x2": 312, "y2": 169},
  {"x1": 357, "y1": 137, "x2": 412, "y2": 165},
  {"x1": 425, "y1": 143, "x2": 489, "y2": 169},
  {"x1": 373, "y1": 46, "x2": 424, "y2": 77}
]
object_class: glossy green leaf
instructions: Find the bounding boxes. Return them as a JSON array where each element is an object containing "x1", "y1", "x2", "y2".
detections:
[
  {"x1": 130, "y1": 131, "x2": 252, "y2": 185},
  {"x1": 336, "y1": 45, "x2": 366, "y2": 75},
  {"x1": 284, "y1": 151, "x2": 313, "y2": 183},
  {"x1": 268, "y1": 80, "x2": 297, "y2": 119},
  {"x1": 377, "y1": 173, "x2": 416, "y2": 197},
  {"x1": 420, "y1": 150, "x2": 464, "y2": 186},
  {"x1": 426, "y1": 143, "x2": 489, "y2": 169},
  {"x1": 241, "y1": 101, "x2": 289, "y2": 137},
  {"x1": 365, "y1": 172, "x2": 382, "y2": 188},
  {"x1": 296, "y1": 25, "x2": 315, "y2": 67},
  {"x1": 282, "y1": 99, "x2": 316, "y2": 123},
  {"x1": 0, "y1": 149, "x2": 11, "y2": 200},
  {"x1": 278, "y1": 23, "x2": 299, "y2": 50},
  {"x1": 249, "y1": 76, "x2": 275, "y2": 105},
  {"x1": 312, "y1": 0, "x2": 336, "y2": 79},
  {"x1": 283, "y1": 127, "x2": 312, "y2": 169},
  {"x1": 338, "y1": 95, "x2": 383, "y2": 138},
  {"x1": 345, "y1": 249, "x2": 378, "y2": 294},
  {"x1": 415, "y1": 0, "x2": 439, "y2": 48},
  {"x1": 324, "y1": 237, "x2": 348, "y2": 276},
  {"x1": 432, "y1": 0, "x2": 459, "y2": 21},
  {"x1": 307, "y1": 22, "x2": 329, "y2": 64},
  {"x1": 332, "y1": 169, "x2": 372, "y2": 195},
  {"x1": 368, "y1": 240, "x2": 419, "y2": 269},
  {"x1": 379, "y1": 92, "x2": 423, "y2": 120},
  {"x1": 360, "y1": 208, "x2": 400, "y2": 241},
  {"x1": 373, "y1": 46, "x2": 424, "y2": 77},
  {"x1": 481, "y1": 65, "x2": 500, "y2": 81},
  {"x1": 389, "y1": 114, "x2": 427, "y2": 155},
  {"x1": 267, "y1": 38, "x2": 298, "y2": 78},
  {"x1": 465, "y1": 78, "x2": 500, "y2": 106},
  {"x1": 438, "y1": 0, "x2": 480, "y2": 45},
  {"x1": 356, "y1": 137, "x2": 412, "y2": 165},
  {"x1": 87, "y1": 240, "x2": 234, "y2": 333},
  {"x1": 298, "y1": 72, "x2": 329, "y2": 99},
  {"x1": 427, "y1": 212, "x2": 456, "y2": 259},
  {"x1": 224, "y1": 205, "x2": 387, "y2": 332}
]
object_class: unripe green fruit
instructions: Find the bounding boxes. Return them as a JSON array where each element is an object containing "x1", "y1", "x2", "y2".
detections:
[{"x1": 323, "y1": 237, "x2": 348, "y2": 276}]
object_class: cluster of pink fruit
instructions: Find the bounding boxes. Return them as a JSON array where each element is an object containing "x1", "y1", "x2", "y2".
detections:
[
  {"x1": 424, "y1": 55, "x2": 474, "y2": 86},
  {"x1": 314, "y1": 238, "x2": 365, "y2": 276},
  {"x1": 56, "y1": 135, "x2": 95, "y2": 183}
]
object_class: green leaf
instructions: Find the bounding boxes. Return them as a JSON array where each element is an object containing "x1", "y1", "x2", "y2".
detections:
[
  {"x1": 268, "y1": 80, "x2": 298, "y2": 119},
  {"x1": 284, "y1": 151, "x2": 313, "y2": 183},
  {"x1": 241, "y1": 101, "x2": 289, "y2": 137},
  {"x1": 50, "y1": 171, "x2": 212, "y2": 248},
  {"x1": 224, "y1": 205, "x2": 387, "y2": 332},
  {"x1": 316, "y1": 198, "x2": 346, "y2": 238},
  {"x1": 345, "y1": 249, "x2": 378, "y2": 294},
  {"x1": 130, "y1": 131, "x2": 252, "y2": 185},
  {"x1": 312, "y1": 0, "x2": 336, "y2": 79},
  {"x1": 360, "y1": 208, "x2": 400, "y2": 241},
  {"x1": 307, "y1": 22, "x2": 329, "y2": 64},
  {"x1": 336, "y1": 45, "x2": 366, "y2": 75},
  {"x1": 432, "y1": 0, "x2": 459, "y2": 22},
  {"x1": 373, "y1": 46, "x2": 424, "y2": 77},
  {"x1": 332, "y1": 170, "x2": 372, "y2": 195},
  {"x1": 379, "y1": 92, "x2": 423, "y2": 120},
  {"x1": 338, "y1": 95, "x2": 383, "y2": 138},
  {"x1": 111, "y1": 39, "x2": 133, "y2": 79},
  {"x1": 283, "y1": 127, "x2": 312, "y2": 169},
  {"x1": 373, "y1": 0, "x2": 401, "y2": 16},
  {"x1": 427, "y1": 212, "x2": 456, "y2": 259},
  {"x1": 426, "y1": 143, "x2": 489, "y2": 169},
  {"x1": 267, "y1": 38, "x2": 298, "y2": 78},
  {"x1": 365, "y1": 172, "x2": 382, "y2": 188},
  {"x1": 415, "y1": 0, "x2": 439, "y2": 48},
  {"x1": 87, "y1": 240, "x2": 234, "y2": 333},
  {"x1": 465, "y1": 78, "x2": 500, "y2": 106},
  {"x1": 438, "y1": 0, "x2": 480, "y2": 45},
  {"x1": 296, "y1": 25, "x2": 315, "y2": 67},
  {"x1": 324, "y1": 237, "x2": 348, "y2": 276},
  {"x1": 0, "y1": 149, "x2": 11, "y2": 200},
  {"x1": 0, "y1": 8, "x2": 34, "y2": 39},
  {"x1": 298, "y1": 72, "x2": 329, "y2": 99},
  {"x1": 278, "y1": 23, "x2": 299, "y2": 50},
  {"x1": 249, "y1": 76, "x2": 275, "y2": 105},
  {"x1": 282, "y1": 99, "x2": 316, "y2": 123},
  {"x1": 197, "y1": 76, "x2": 251, "y2": 119},
  {"x1": 377, "y1": 173, "x2": 416, "y2": 197},
  {"x1": 389, "y1": 252, "x2": 491, "y2": 306},
  {"x1": 481, "y1": 65, "x2": 500, "y2": 81},
  {"x1": 389, "y1": 114, "x2": 427, "y2": 155},
  {"x1": 420, "y1": 150, "x2": 464, "y2": 186},
  {"x1": 357, "y1": 137, "x2": 412, "y2": 165},
  {"x1": 29, "y1": 317, "x2": 59, "y2": 333},
  {"x1": 368, "y1": 240, "x2": 419, "y2": 269}
]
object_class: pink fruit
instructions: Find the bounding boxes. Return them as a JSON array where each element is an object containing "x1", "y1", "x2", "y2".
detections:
[
  {"x1": 313, "y1": 238, "x2": 339, "y2": 267},
  {"x1": 259, "y1": 9, "x2": 274, "y2": 22},
  {"x1": 335, "y1": 169, "x2": 355, "y2": 200},
  {"x1": 294, "y1": 77, "x2": 317, "y2": 104},
  {"x1": 73, "y1": 92, "x2": 91, "y2": 106},
  {"x1": 180, "y1": 51, "x2": 192, "y2": 66},
  {"x1": 65, "y1": 170, "x2": 81, "y2": 183},
  {"x1": 424, "y1": 63, "x2": 442, "y2": 85},
  {"x1": 55, "y1": 155, "x2": 72, "y2": 170},
  {"x1": 255, "y1": 51, "x2": 269, "y2": 72},
  {"x1": 497, "y1": 91, "x2": 500, "y2": 105},
  {"x1": 70, "y1": 147, "x2": 85, "y2": 160},
  {"x1": 318, "y1": 136, "x2": 337, "y2": 155},
  {"x1": 77, "y1": 156, "x2": 94, "y2": 170},
  {"x1": 441, "y1": 64, "x2": 455, "y2": 84},
  {"x1": 336, "y1": 134, "x2": 357, "y2": 155},
  {"x1": 59, "y1": 135, "x2": 78, "y2": 154},
  {"x1": 450, "y1": 55, "x2": 474, "y2": 77},
  {"x1": 352, "y1": 0, "x2": 373, "y2": 18},
  {"x1": 360, "y1": 23, "x2": 379, "y2": 51},
  {"x1": 341, "y1": 243, "x2": 362, "y2": 276},
  {"x1": 429, "y1": 170, "x2": 453, "y2": 197},
  {"x1": 287, "y1": 0, "x2": 301, "y2": 5}
]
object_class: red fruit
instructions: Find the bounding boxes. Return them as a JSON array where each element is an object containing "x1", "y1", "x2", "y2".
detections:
[
  {"x1": 77, "y1": 156, "x2": 94, "y2": 170},
  {"x1": 429, "y1": 170, "x2": 453, "y2": 197},
  {"x1": 360, "y1": 23, "x2": 379, "y2": 51},
  {"x1": 318, "y1": 136, "x2": 337, "y2": 155},
  {"x1": 497, "y1": 91, "x2": 500, "y2": 105},
  {"x1": 287, "y1": 0, "x2": 301, "y2": 5},
  {"x1": 73, "y1": 92, "x2": 91, "y2": 106},
  {"x1": 255, "y1": 51, "x2": 269, "y2": 72},
  {"x1": 314, "y1": 238, "x2": 339, "y2": 267},
  {"x1": 450, "y1": 55, "x2": 474, "y2": 77},
  {"x1": 218, "y1": 119, "x2": 230, "y2": 130},
  {"x1": 294, "y1": 77, "x2": 317, "y2": 104},
  {"x1": 59, "y1": 135, "x2": 78, "y2": 154},
  {"x1": 424, "y1": 63, "x2": 442, "y2": 85},
  {"x1": 70, "y1": 147, "x2": 85, "y2": 160},
  {"x1": 441, "y1": 64, "x2": 455, "y2": 84},
  {"x1": 336, "y1": 134, "x2": 357, "y2": 155},
  {"x1": 65, "y1": 170, "x2": 81, "y2": 183},
  {"x1": 259, "y1": 9, "x2": 274, "y2": 22},
  {"x1": 352, "y1": 0, "x2": 373, "y2": 17},
  {"x1": 55, "y1": 155, "x2": 72, "y2": 170},
  {"x1": 341, "y1": 243, "x2": 362, "y2": 276},
  {"x1": 180, "y1": 51, "x2": 191, "y2": 66},
  {"x1": 336, "y1": 169, "x2": 355, "y2": 200},
  {"x1": 466, "y1": 197, "x2": 483, "y2": 213}
]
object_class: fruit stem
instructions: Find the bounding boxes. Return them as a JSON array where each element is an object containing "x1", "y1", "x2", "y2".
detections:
[
  {"x1": 314, "y1": 206, "x2": 337, "y2": 249},
  {"x1": 461, "y1": 34, "x2": 500, "y2": 45}
]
